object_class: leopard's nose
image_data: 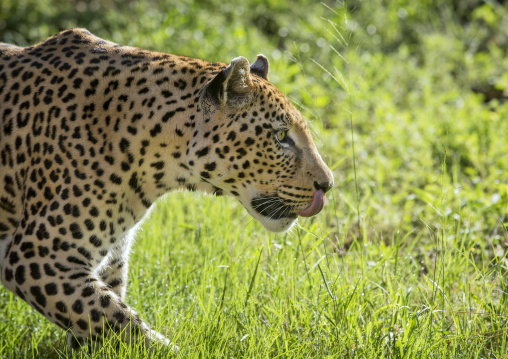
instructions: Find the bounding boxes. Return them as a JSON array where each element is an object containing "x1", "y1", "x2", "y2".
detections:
[{"x1": 313, "y1": 180, "x2": 332, "y2": 193}]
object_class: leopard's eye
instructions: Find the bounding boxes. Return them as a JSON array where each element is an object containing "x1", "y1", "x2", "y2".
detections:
[{"x1": 275, "y1": 129, "x2": 287, "y2": 143}]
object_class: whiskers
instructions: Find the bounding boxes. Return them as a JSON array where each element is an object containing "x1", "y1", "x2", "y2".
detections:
[
  {"x1": 251, "y1": 193, "x2": 298, "y2": 220},
  {"x1": 250, "y1": 189, "x2": 313, "y2": 221}
]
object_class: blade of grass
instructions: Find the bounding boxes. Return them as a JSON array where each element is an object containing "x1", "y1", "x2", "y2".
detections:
[{"x1": 244, "y1": 248, "x2": 263, "y2": 308}]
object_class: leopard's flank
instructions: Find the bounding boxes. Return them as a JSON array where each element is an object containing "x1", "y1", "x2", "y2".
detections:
[{"x1": 0, "y1": 29, "x2": 333, "y2": 353}]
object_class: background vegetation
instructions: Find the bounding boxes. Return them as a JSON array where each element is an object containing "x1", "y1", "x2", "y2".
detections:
[{"x1": 1, "y1": 0, "x2": 508, "y2": 357}]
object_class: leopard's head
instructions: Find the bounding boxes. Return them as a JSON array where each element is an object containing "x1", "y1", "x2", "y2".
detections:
[{"x1": 195, "y1": 55, "x2": 334, "y2": 232}]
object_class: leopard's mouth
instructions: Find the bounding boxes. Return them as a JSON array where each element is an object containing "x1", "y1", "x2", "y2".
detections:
[{"x1": 250, "y1": 196, "x2": 298, "y2": 220}]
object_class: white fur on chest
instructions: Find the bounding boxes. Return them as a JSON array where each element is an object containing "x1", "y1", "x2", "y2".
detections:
[{"x1": 94, "y1": 203, "x2": 155, "y2": 276}]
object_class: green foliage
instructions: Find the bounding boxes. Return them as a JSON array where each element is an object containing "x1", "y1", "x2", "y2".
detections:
[{"x1": 1, "y1": 0, "x2": 508, "y2": 357}]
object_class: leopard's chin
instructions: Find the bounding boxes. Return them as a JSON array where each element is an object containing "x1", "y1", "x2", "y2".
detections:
[
  {"x1": 257, "y1": 216, "x2": 298, "y2": 232},
  {"x1": 240, "y1": 195, "x2": 298, "y2": 232}
]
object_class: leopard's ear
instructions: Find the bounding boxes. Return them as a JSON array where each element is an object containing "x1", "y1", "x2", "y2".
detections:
[
  {"x1": 250, "y1": 54, "x2": 269, "y2": 80},
  {"x1": 203, "y1": 56, "x2": 253, "y2": 106}
]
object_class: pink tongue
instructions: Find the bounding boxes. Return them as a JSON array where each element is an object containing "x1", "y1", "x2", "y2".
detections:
[{"x1": 297, "y1": 190, "x2": 325, "y2": 217}]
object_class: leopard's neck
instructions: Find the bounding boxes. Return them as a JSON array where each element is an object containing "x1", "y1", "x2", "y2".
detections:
[{"x1": 99, "y1": 55, "x2": 225, "y2": 213}]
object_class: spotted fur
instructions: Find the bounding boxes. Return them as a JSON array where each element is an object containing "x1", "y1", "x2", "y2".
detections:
[{"x1": 0, "y1": 29, "x2": 333, "y2": 352}]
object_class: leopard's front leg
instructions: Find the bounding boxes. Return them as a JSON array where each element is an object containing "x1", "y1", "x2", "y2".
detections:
[{"x1": 1, "y1": 229, "x2": 169, "y2": 353}]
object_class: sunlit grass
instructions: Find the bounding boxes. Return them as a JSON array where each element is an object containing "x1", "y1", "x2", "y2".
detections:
[{"x1": 1, "y1": 190, "x2": 507, "y2": 358}]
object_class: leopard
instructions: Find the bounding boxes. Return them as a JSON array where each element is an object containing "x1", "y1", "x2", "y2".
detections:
[{"x1": 0, "y1": 28, "x2": 333, "y2": 353}]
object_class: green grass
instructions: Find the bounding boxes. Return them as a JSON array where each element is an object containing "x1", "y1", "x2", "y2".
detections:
[{"x1": 2, "y1": 0, "x2": 508, "y2": 358}]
